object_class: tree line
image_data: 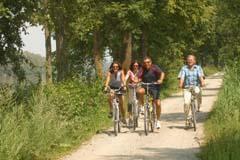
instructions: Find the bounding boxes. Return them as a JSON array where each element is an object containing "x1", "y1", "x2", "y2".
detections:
[{"x1": 1, "y1": 0, "x2": 239, "y2": 84}]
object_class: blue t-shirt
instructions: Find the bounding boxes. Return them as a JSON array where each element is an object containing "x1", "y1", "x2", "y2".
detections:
[{"x1": 178, "y1": 65, "x2": 204, "y2": 87}]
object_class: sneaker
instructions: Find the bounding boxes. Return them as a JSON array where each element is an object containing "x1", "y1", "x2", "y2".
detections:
[
  {"x1": 156, "y1": 120, "x2": 161, "y2": 129},
  {"x1": 197, "y1": 104, "x2": 201, "y2": 112},
  {"x1": 108, "y1": 112, "x2": 113, "y2": 118},
  {"x1": 185, "y1": 117, "x2": 192, "y2": 127}
]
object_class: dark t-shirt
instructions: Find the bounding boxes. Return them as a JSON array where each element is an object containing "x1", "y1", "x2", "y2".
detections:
[{"x1": 139, "y1": 65, "x2": 163, "y2": 83}]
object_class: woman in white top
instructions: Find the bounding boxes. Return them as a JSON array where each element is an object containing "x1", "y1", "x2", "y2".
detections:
[{"x1": 125, "y1": 61, "x2": 141, "y2": 123}]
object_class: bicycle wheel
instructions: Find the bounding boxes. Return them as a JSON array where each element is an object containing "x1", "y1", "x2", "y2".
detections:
[
  {"x1": 144, "y1": 104, "x2": 149, "y2": 136},
  {"x1": 150, "y1": 105, "x2": 156, "y2": 132},
  {"x1": 113, "y1": 105, "x2": 119, "y2": 136},
  {"x1": 133, "y1": 101, "x2": 138, "y2": 131},
  {"x1": 191, "y1": 101, "x2": 197, "y2": 131}
]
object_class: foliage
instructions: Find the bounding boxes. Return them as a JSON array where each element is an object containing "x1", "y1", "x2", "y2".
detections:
[
  {"x1": 0, "y1": 0, "x2": 38, "y2": 80},
  {"x1": 0, "y1": 80, "x2": 110, "y2": 160},
  {"x1": 201, "y1": 61, "x2": 240, "y2": 160}
]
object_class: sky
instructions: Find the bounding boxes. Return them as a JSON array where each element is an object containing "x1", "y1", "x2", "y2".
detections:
[{"x1": 21, "y1": 25, "x2": 56, "y2": 57}]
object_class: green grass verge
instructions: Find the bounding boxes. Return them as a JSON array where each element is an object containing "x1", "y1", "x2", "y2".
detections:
[
  {"x1": 203, "y1": 65, "x2": 221, "y2": 76},
  {"x1": 0, "y1": 80, "x2": 111, "y2": 160},
  {"x1": 200, "y1": 62, "x2": 240, "y2": 160}
]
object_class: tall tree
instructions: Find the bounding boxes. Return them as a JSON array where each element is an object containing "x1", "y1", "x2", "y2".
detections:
[{"x1": 0, "y1": 0, "x2": 37, "y2": 80}]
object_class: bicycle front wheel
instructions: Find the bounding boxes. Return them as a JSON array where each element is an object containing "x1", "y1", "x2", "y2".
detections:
[
  {"x1": 144, "y1": 104, "x2": 149, "y2": 136},
  {"x1": 191, "y1": 101, "x2": 197, "y2": 131},
  {"x1": 114, "y1": 105, "x2": 120, "y2": 136}
]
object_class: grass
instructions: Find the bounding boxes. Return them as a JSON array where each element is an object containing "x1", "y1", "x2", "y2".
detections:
[
  {"x1": 200, "y1": 62, "x2": 240, "y2": 160},
  {"x1": 0, "y1": 80, "x2": 111, "y2": 160},
  {"x1": 203, "y1": 65, "x2": 220, "y2": 76}
]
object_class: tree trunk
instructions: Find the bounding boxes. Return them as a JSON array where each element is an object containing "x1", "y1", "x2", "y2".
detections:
[
  {"x1": 140, "y1": 26, "x2": 148, "y2": 58},
  {"x1": 93, "y1": 30, "x2": 103, "y2": 78},
  {"x1": 56, "y1": 26, "x2": 68, "y2": 81},
  {"x1": 122, "y1": 31, "x2": 132, "y2": 73},
  {"x1": 44, "y1": 25, "x2": 52, "y2": 84}
]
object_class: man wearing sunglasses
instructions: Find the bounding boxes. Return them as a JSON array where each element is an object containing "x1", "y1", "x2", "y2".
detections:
[{"x1": 137, "y1": 56, "x2": 165, "y2": 129}]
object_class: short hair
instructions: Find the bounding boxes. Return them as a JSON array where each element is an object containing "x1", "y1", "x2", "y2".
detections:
[
  {"x1": 109, "y1": 61, "x2": 122, "y2": 73},
  {"x1": 143, "y1": 56, "x2": 152, "y2": 62}
]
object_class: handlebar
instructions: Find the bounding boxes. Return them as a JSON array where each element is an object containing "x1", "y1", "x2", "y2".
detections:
[
  {"x1": 140, "y1": 82, "x2": 160, "y2": 86},
  {"x1": 104, "y1": 86, "x2": 125, "y2": 94}
]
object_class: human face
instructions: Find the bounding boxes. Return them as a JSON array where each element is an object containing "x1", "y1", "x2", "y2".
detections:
[
  {"x1": 112, "y1": 63, "x2": 119, "y2": 72},
  {"x1": 143, "y1": 59, "x2": 152, "y2": 70},
  {"x1": 133, "y1": 63, "x2": 139, "y2": 71},
  {"x1": 187, "y1": 55, "x2": 196, "y2": 68}
]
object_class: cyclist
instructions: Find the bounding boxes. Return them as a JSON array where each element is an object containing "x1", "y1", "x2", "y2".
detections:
[
  {"x1": 104, "y1": 61, "x2": 127, "y2": 124},
  {"x1": 178, "y1": 54, "x2": 205, "y2": 126},
  {"x1": 137, "y1": 56, "x2": 165, "y2": 129},
  {"x1": 125, "y1": 61, "x2": 141, "y2": 125}
]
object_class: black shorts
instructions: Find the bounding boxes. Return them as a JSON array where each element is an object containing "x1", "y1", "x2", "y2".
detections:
[
  {"x1": 149, "y1": 87, "x2": 160, "y2": 100},
  {"x1": 142, "y1": 84, "x2": 160, "y2": 100}
]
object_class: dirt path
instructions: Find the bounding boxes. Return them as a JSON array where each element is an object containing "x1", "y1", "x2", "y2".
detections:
[{"x1": 61, "y1": 73, "x2": 223, "y2": 160}]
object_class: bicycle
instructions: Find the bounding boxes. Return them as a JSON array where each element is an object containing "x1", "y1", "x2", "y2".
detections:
[
  {"x1": 128, "y1": 83, "x2": 139, "y2": 131},
  {"x1": 140, "y1": 82, "x2": 158, "y2": 136},
  {"x1": 105, "y1": 86, "x2": 123, "y2": 136},
  {"x1": 188, "y1": 86, "x2": 198, "y2": 131}
]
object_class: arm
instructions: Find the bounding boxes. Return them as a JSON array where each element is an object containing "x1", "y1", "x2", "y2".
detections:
[
  {"x1": 178, "y1": 68, "x2": 185, "y2": 88},
  {"x1": 125, "y1": 71, "x2": 130, "y2": 84},
  {"x1": 121, "y1": 70, "x2": 126, "y2": 87},
  {"x1": 179, "y1": 78, "x2": 184, "y2": 89},
  {"x1": 199, "y1": 76, "x2": 205, "y2": 87},
  {"x1": 198, "y1": 66, "x2": 205, "y2": 87},
  {"x1": 157, "y1": 72, "x2": 165, "y2": 84}
]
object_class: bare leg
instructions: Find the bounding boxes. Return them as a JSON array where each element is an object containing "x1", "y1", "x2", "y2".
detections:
[
  {"x1": 155, "y1": 99, "x2": 161, "y2": 120},
  {"x1": 108, "y1": 94, "x2": 113, "y2": 112},
  {"x1": 118, "y1": 95, "x2": 125, "y2": 119},
  {"x1": 137, "y1": 88, "x2": 145, "y2": 106}
]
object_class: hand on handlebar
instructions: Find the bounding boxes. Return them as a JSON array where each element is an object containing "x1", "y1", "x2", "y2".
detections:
[{"x1": 157, "y1": 79, "x2": 163, "y2": 84}]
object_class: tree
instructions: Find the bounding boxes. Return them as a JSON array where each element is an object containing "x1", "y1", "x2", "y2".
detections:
[{"x1": 0, "y1": 0, "x2": 37, "y2": 81}]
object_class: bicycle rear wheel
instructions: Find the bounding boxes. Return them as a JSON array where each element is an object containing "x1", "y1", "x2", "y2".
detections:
[{"x1": 191, "y1": 101, "x2": 197, "y2": 131}]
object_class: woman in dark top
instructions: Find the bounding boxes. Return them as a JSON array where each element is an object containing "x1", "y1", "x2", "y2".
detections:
[{"x1": 104, "y1": 61, "x2": 127, "y2": 124}]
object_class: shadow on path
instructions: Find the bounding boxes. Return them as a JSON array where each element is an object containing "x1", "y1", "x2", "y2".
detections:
[{"x1": 103, "y1": 147, "x2": 200, "y2": 160}]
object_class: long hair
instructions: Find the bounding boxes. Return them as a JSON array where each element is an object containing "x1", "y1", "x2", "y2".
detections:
[
  {"x1": 109, "y1": 61, "x2": 122, "y2": 73},
  {"x1": 129, "y1": 60, "x2": 141, "y2": 72}
]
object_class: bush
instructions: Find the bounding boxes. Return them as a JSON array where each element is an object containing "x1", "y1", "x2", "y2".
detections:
[
  {"x1": 201, "y1": 61, "x2": 240, "y2": 160},
  {"x1": 0, "y1": 79, "x2": 110, "y2": 160}
]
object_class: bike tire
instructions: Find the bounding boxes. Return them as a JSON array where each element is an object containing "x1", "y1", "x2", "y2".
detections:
[
  {"x1": 144, "y1": 104, "x2": 149, "y2": 136},
  {"x1": 133, "y1": 101, "x2": 139, "y2": 131},
  {"x1": 150, "y1": 105, "x2": 156, "y2": 132},
  {"x1": 191, "y1": 101, "x2": 197, "y2": 131}
]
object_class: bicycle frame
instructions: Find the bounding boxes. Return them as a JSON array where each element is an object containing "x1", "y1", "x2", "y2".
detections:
[
  {"x1": 107, "y1": 87, "x2": 122, "y2": 136},
  {"x1": 188, "y1": 86, "x2": 197, "y2": 131}
]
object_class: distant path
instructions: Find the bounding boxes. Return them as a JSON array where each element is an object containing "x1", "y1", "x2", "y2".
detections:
[{"x1": 61, "y1": 73, "x2": 223, "y2": 160}]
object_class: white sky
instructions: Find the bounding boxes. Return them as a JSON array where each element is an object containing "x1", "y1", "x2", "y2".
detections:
[{"x1": 21, "y1": 25, "x2": 56, "y2": 57}]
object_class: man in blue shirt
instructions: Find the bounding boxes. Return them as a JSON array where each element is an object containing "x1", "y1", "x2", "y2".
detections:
[{"x1": 178, "y1": 54, "x2": 205, "y2": 126}]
